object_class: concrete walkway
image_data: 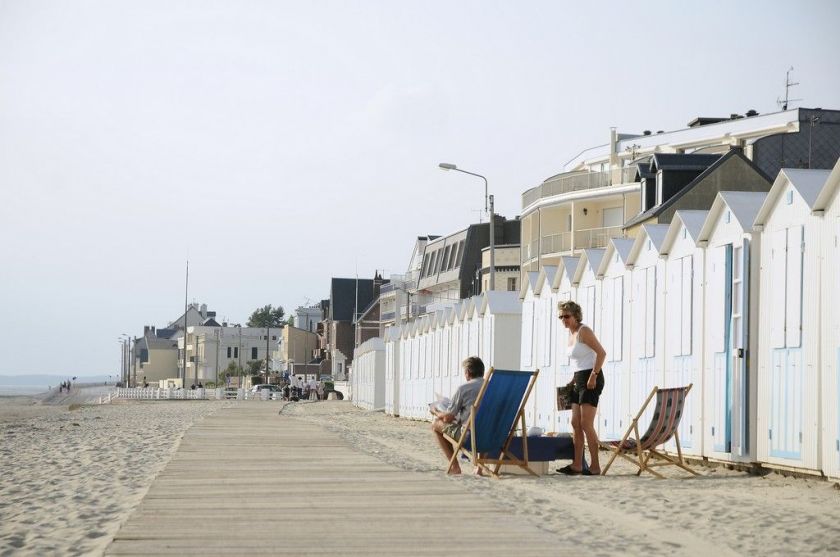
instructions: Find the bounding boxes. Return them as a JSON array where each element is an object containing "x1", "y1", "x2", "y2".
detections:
[{"x1": 106, "y1": 403, "x2": 562, "y2": 556}]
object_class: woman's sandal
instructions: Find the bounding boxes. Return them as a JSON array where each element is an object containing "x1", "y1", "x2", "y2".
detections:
[{"x1": 556, "y1": 464, "x2": 582, "y2": 475}]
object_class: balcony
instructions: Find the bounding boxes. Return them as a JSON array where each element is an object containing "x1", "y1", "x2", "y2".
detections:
[
  {"x1": 522, "y1": 167, "x2": 639, "y2": 209},
  {"x1": 525, "y1": 226, "x2": 626, "y2": 260},
  {"x1": 380, "y1": 311, "x2": 396, "y2": 322}
]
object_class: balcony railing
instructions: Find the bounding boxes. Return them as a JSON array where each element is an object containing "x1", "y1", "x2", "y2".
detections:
[
  {"x1": 574, "y1": 225, "x2": 625, "y2": 249},
  {"x1": 541, "y1": 232, "x2": 572, "y2": 255},
  {"x1": 525, "y1": 226, "x2": 626, "y2": 261},
  {"x1": 522, "y1": 167, "x2": 639, "y2": 209}
]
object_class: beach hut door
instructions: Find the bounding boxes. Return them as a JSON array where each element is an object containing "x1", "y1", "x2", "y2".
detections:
[{"x1": 711, "y1": 244, "x2": 734, "y2": 453}]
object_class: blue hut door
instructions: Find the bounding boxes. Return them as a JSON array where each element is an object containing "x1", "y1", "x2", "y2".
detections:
[{"x1": 712, "y1": 244, "x2": 733, "y2": 453}]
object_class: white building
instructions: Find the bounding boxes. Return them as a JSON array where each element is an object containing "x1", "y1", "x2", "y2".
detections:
[{"x1": 178, "y1": 325, "x2": 282, "y2": 386}]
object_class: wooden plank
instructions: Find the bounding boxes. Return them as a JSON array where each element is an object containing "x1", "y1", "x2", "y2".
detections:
[{"x1": 106, "y1": 403, "x2": 565, "y2": 556}]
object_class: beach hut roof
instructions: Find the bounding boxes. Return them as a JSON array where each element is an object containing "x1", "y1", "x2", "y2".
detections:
[
  {"x1": 573, "y1": 248, "x2": 605, "y2": 285},
  {"x1": 660, "y1": 210, "x2": 710, "y2": 254},
  {"x1": 814, "y1": 158, "x2": 840, "y2": 211},
  {"x1": 481, "y1": 290, "x2": 522, "y2": 315},
  {"x1": 519, "y1": 270, "x2": 541, "y2": 299},
  {"x1": 698, "y1": 191, "x2": 767, "y2": 240},
  {"x1": 595, "y1": 238, "x2": 634, "y2": 276},
  {"x1": 754, "y1": 167, "x2": 833, "y2": 225},
  {"x1": 552, "y1": 256, "x2": 581, "y2": 290},
  {"x1": 539, "y1": 265, "x2": 559, "y2": 294},
  {"x1": 627, "y1": 224, "x2": 670, "y2": 265}
]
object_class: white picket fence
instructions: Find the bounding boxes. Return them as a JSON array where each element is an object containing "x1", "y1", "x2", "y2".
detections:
[{"x1": 111, "y1": 388, "x2": 285, "y2": 401}]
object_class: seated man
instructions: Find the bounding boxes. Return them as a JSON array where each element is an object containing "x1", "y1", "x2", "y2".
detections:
[{"x1": 430, "y1": 356, "x2": 486, "y2": 475}]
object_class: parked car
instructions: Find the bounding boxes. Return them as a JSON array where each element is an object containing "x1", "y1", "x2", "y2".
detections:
[{"x1": 250, "y1": 384, "x2": 282, "y2": 394}]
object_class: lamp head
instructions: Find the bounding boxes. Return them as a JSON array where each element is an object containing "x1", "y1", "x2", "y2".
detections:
[{"x1": 438, "y1": 163, "x2": 457, "y2": 171}]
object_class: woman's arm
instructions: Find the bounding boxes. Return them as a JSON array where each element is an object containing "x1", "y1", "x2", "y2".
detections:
[{"x1": 579, "y1": 326, "x2": 607, "y2": 389}]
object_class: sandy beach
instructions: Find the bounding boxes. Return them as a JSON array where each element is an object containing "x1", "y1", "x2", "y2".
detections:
[
  {"x1": 3, "y1": 397, "x2": 839, "y2": 556},
  {"x1": 0, "y1": 397, "x2": 227, "y2": 556},
  {"x1": 284, "y1": 402, "x2": 840, "y2": 556}
]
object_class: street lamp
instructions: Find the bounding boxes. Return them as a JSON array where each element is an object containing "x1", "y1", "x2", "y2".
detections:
[
  {"x1": 119, "y1": 334, "x2": 130, "y2": 386},
  {"x1": 438, "y1": 163, "x2": 496, "y2": 291}
]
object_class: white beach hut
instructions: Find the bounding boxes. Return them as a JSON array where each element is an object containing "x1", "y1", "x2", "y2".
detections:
[
  {"x1": 625, "y1": 225, "x2": 670, "y2": 424},
  {"x1": 520, "y1": 272, "x2": 541, "y2": 427},
  {"x1": 527, "y1": 267, "x2": 557, "y2": 433},
  {"x1": 658, "y1": 210, "x2": 709, "y2": 455},
  {"x1": 753, "y1": 169, "x2": 831, "y2": 473},
  {"x1": 814, "y1": 160, "x2": 840, "y2": 479},
  {"x1": 384, "y1": 326, "x2": 401, "y2": 416},
  {"x1": 477, "y1": 291, "x2": 523, "y2": 370},
  {"x1": 593, "y1": 238, "x2": 634, "y2": 441},
  {"x1": 697, "y1": 191, "x2": 765, "y2": 463},
  {"x1": 572, "y1": 249, "x2": 605, "y2": 336},
  {"x1": 352, "y1": 337, "x2": 385, "y2": 411},
  {"x1": 552, "y1": 256, "x2": 580, "y2": 433}
]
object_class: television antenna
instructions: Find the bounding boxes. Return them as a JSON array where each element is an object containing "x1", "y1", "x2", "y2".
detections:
[{"x1": 777, "y1": 66, "x2": 802, "y2": 110}]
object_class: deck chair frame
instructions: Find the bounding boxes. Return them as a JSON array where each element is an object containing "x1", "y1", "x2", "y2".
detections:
[
  {"x1": 599, "y1": 384, "x2": 698, "y2": 478},
  {"x1": 443, "y1": 368, "x2": 540, "y2": 478}
]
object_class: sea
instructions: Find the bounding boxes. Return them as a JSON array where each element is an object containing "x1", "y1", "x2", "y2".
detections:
[{"x1": 0, "y1": 385, "x2": 48, "y2": 396}]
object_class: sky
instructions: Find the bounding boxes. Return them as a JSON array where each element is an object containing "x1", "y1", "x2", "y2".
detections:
[{"x1": 1, "y1": 0, "x2": 839, "y2": 376}]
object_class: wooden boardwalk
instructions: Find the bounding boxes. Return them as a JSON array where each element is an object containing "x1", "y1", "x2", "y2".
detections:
[{"x1": 106, "y1": 403, "x2": 562, "y2": 556}]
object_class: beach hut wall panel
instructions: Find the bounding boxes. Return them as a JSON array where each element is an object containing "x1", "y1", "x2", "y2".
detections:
[
  {"x1": 528, "y1": 271, "x2": 555, "y2": 433},
  {"x1": 520, "y1": 273, "x2": 540, "y2": 426},
  {"x1": 595, "y1": 239, "x2": 634, "y2": 442},
  {"x1": 352, "y1": 337, "x2": 385, "y2": 411},
  {"x1": 754, "y1": 170, "x2": 831, "y2": 472},
  {"x1": 699, "y1": 192, "x2": 765, "y2": 462},
  {"x1": 816, "y1": 164, "x2": 840, "y2": 478},
  {"x1": 552, "y1": 256, "x2": 579, "y2": 434},
  {"x1": 384, "y1": 327, "x2": 401, "y2": 416},
  {"x1": 659, "y1": 211, "x2": 708, "y2": 454},
  {"x1": 571, "y1": 249, "x2": 606, "y2": 431},
  {"x1": 626, "y1": 226, "x2": 669, "y2": 433},
  {"x1": 479, "y1": 291, "x2": 523, "y2": 370}
]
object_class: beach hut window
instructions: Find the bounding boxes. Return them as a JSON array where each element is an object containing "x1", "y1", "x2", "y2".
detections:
[
  {"x1": 786, "y1": 190, "x2": 794, "y2": 205},
  {"x1": 726, "y1": 211, "x2": 731, "y2": 224},
  {"x1": 683, "y1": 227, "x2": 688, "y2": 239}
]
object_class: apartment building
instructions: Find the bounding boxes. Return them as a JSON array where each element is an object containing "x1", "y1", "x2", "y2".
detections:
[
  {"x1": 178, "y1": 325, "x2": 281, "y2": 386},
  {"x1": 521, "y1": 107, "x2": 840, "y2": 278}
]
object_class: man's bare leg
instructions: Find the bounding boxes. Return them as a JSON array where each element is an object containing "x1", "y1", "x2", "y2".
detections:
[{"x1": 432, "y1": 419, "x2": 461, "y2": 474}]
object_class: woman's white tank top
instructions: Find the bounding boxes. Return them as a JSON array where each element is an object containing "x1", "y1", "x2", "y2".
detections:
[{"x1": 566, "y1": 324, "x2": 596, "y2": 371}]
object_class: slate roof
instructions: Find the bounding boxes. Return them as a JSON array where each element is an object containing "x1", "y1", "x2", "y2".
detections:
[{"x1": 623, "y1": 150, "x2": 765, "y2": 228}]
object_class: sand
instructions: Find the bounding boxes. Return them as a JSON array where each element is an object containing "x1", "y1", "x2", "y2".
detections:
[
  {"x1": 3, "y1": 397, "x2": 839, "y2": 556},
  {"x1": 0, "y1": 398, "x2": 228, "y2": 556},
  {"x1": 284, "y1": 401, "x2": 840, "y2": 556}
]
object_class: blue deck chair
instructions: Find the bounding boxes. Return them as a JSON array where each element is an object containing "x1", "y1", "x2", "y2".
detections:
[{"x1": 443, "y1": 368, "x2": 540, "y2": 478}]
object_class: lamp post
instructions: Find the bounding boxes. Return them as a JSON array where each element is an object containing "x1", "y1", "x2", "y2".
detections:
[
  {"x1": 119, "y1": 334, "x2": 129, "y2": 386},
  {"x1": 438, "y1": 163, "x2": 495, "y2": 292}
]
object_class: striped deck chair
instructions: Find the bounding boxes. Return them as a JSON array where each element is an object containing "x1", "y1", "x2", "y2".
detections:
[
  {"x1": 599, "y1": 384, "x2": 699, "y2": 478},
  {"x1": 443, "y1": 368, "x2": 540, "y2": 478}
]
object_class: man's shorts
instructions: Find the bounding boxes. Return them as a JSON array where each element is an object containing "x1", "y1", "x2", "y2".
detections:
[{"x1": 443, "y1": 422, "x2": 462, "y2": 440}]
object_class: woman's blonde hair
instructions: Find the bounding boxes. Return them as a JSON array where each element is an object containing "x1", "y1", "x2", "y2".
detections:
[{"x1": 557, "y1": 300, "x2": 583, "y2": 323}]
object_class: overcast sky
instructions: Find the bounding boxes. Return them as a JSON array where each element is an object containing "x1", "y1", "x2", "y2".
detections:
[{"x1": 1, "y1": 0, "x2": 839, "y2": 376}]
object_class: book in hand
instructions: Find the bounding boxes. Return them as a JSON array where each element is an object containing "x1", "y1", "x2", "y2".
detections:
[{"x1": 429, "y1": 392, "x2": 451, "y2": 413}]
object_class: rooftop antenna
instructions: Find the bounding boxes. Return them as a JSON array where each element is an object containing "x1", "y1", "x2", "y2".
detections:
[{"x1": 777, "y1": 66, "x2": 802, "y2": 111}]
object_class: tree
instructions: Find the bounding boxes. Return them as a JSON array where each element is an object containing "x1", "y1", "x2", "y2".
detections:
[
  {"x1": 246, "y1": 360, "x2": 264, "y2": 375},
  {"x1": 246, "y1": 304, "x2": 285, "y2": 328}
]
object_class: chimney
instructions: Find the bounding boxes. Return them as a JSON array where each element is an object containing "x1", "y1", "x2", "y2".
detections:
[
  {"x1": 745, "y1": 109, "x2": 759, "y2": 117},
  {"x1": 643, "y1": 130, "x2": 652, "y2": 136},
  {"x1": 200, "y1": 303, "x2": 208, "y2": 318}
]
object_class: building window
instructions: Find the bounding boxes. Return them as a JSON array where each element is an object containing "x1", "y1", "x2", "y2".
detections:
[
  {"x1": 234, "y1": 347, "x2": 239, "y2": 358},
  {"x1": 271, "y1": 336, "x2": 277, "y2": 341},
  {"x1": 227, "y1": 347, "x2": 232, "y2": 358},
  {"x1": 507, "y1": 277, "x2": 517, "y2": 291},
  {"x1": 251, "y1": 347, "x2": 258, "y2": 360}
]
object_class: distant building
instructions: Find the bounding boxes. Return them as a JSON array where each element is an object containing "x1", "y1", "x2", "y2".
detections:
[
  {"x1": 177, "y1": 325, "x2": 281, "y2": 386},
  {"x1": 417, "y1": 216, "x2": 520, "y2": 311},
  {"x1": 293, "y1": 304, "x2": 323, "y2": 333},
  {"x1": 316, "y1": 276, "x2": 378, "y2": 380}
]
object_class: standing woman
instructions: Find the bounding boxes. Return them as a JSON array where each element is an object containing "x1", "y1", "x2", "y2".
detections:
[{"x1": 557, "y1": 301, "x2": 606, "y2": 475}]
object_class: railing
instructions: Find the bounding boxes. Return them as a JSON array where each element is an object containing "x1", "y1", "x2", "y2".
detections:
[
  {"x1": 522, "y1": 167, "x2": 639, "y2": 209},
  {"x1": 113, "y1": 387, "x2": 288, "y2": 401},
  {"x1": 541, "y1": 232, "x2": 572, "y2": 255},
  {"x1": 574, "y1": 225, "x2": 625, "y2": 249}
]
